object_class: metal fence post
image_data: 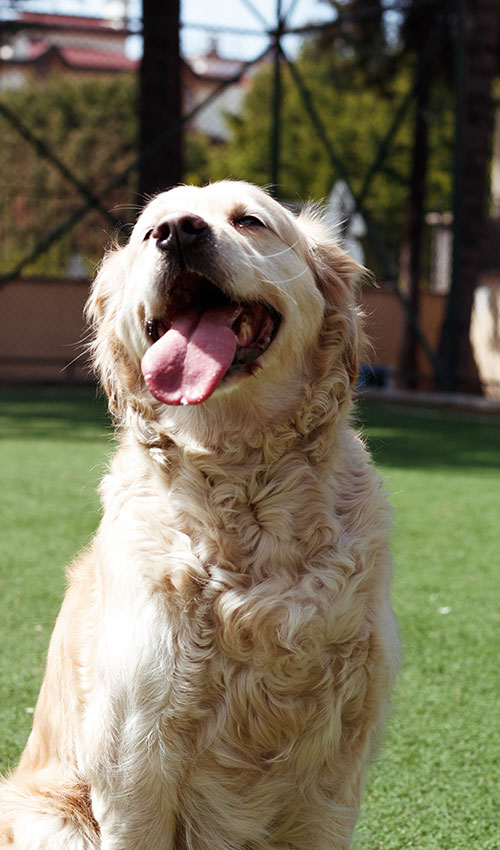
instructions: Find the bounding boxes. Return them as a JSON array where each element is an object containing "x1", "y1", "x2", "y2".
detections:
[
  {"x1": 270, "y1": 0, "x2": 283, "y2": 196},
  {"x1": 438, "y1": 0, "x2": 499, "y2": 393},
  {"x1": 442, "y1": 0, "x2": 466, "y2": 390},
  {"x1": 139, "y1": 0, "x2": 182, "y2": 197}
]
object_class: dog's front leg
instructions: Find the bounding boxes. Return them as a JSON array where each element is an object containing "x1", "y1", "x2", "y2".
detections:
[
  {"x1": 82, "y1": 690, "x2": 181, "y2": 850},
  {"x1": 91, "y1": 778, "x2": 178, "y2": 850},
  {"x1": 80, "y1": 667, "x2": 182, "y2": 850},
  {"x1": 78, "y1": 540, "x2": 183, "y2": 850}
]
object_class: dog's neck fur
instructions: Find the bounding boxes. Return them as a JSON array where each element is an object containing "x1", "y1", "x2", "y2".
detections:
[
  {"x1": 124, "y1": 374, "x2": 352, "y2": 469},
  {"x1": 104, "y1": 376, "x2": 356, "y2": 583},
  {"x1": 108, "y1": 419, "x2": 345, "y2": 594}
]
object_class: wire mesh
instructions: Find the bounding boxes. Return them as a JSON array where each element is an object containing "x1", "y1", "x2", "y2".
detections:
[{"x1": 0, "y1": 0, "x2": 497, "y2": 393}]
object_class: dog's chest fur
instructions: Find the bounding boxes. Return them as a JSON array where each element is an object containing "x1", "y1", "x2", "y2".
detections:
[{"x1": 90, "y1": 433, "x2": 389, "y2": 779}]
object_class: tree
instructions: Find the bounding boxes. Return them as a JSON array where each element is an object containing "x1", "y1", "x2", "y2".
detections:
[
  {"x1": 193, "y1": 47, "x2": 454, "y2": 283},
  {"x1": 397, "y1": 1, "x2": 454, "y2": 387},
  {"x1": 320, "y1": 0, "x2": 500, "y2": 392},
  {"x1": 0, "y1": 76, "x2": 137, "y2": 276},
  {"x1": 321, "y1": 0, "x2": 389, "y2": 90}
]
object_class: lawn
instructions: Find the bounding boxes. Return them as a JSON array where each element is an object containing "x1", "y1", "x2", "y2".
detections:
[{"x1": 0, "y1": 387, "x2": 499, "y2": 849}]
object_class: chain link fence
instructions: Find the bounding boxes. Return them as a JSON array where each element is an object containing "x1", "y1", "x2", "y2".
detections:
[{"x1": 0, "y1": 1, "x2": 498, "y2": 393}]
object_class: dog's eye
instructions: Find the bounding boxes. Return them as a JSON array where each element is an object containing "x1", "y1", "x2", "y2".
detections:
[
  {"x1": 143, "y1": 228, "x2": 153, "y2": 242},
  {"x1": 234, "y1": 215, "x2": 266, "y2": 229}
]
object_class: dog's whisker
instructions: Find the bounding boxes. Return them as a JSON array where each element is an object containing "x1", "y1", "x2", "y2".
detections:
[
  {"x1": 262, "y1": 267, "x2": 309, "y2": 287},
  {"x1": 245, "y1": 239, "x2": 299, "y2": 264},
  {"x1": 268, "y1": 287, "x2": 299, "y2": 309},
  {"x1": 257, "y1": 276, "x2": 301, "y2": 308},
  {"x1": 260, "y1": 237, "x2": 300, "y2": 259},
  {"x1": 64, "y1": 329, "x2": 95, "y2": 347},
  {"x1": 111, "y1": 204, "x2": 146, "y2": 213},
  {"x1": 59, "y1": 349, "x2": 89, "y2": 373}
]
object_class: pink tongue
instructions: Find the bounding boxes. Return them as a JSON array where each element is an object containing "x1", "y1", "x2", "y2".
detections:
[{"x1": 141, "y1": 305, "x2": 239, "y2": 405}]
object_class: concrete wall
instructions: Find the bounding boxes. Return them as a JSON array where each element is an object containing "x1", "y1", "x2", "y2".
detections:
[
  {"x1": 0, "y1": 276, "x2": 454, "y2": 388},
  {"x1": 0, "y1": 277, "x2": 90, "y2": 383},
  {"x1": 356, "y1": 288, "x2": 447, "y2": 388}
]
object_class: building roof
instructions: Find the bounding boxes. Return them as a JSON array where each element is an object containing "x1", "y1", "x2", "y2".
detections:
[
  {"x1": 0, "y1": 14, "x2": 251, "y2": 85},
  {"x1": 18, "y1": 11, "x2": 129, "y2": 34},
  {"x1": 187, "y1": 41, "x2": 246, "y2": 82},
  {"x1": 26, "y1": 43, "x2": 137, "y2": 72}
]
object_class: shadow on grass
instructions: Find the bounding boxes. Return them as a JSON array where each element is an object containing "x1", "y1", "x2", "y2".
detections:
[
  {"x1": 1, "y1": 388, "x2": 499, "y2": 472},
  {"x1": 357, "y1": 401, "x2": 500, "y2": 472},
  {"x1": 0, "y1": 386, "x2": 111, "y2": 442}
]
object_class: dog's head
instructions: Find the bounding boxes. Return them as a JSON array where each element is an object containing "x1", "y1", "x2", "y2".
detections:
[{"x1": 87, "y1": 181, "x2": 364, "y2": 445}]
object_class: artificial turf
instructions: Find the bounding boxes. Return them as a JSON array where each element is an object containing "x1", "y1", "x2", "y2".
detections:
[
  {"x1": 354, "y1": 401, "x2": 500, "y2": 849},
  {"x1": 0, "y1": 387, "x2": 498, "y2": 849}
]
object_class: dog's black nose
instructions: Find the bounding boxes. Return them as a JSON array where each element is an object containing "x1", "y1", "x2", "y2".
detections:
[{"x1": 152, "y1": 213, "x2": 209, "y2": 251}]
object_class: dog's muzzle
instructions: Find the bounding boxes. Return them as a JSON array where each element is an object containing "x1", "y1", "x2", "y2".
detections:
[{"x1": 141, "y1": 265, "x2": 281, "y2": 406}]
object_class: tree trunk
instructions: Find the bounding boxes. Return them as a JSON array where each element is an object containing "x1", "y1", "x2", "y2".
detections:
[
  {"x1": 139, "y1": 0, "x2": 182, "y2": 198},
  {"x1": 399, "y1": 55, "x2": 431, "y2": 389},
  {"x1": 438, "y1": 0, "x2": 500, "y2": 392}
]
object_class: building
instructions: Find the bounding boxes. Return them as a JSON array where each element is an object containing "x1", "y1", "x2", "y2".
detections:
[
  {"x1": 0, "y1": 12, "x2": 252, "y2": 140},
  {"x1": 183, "y1": 40, "x2": 250, "y2": 140},
  {"x1": 0, "y1": 9, "x2": 136, "y2": 88}
]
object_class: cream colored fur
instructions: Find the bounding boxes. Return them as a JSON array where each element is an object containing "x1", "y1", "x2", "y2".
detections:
[{"x1": 0, "y1": 181, "x2": 399, "y2": 850}]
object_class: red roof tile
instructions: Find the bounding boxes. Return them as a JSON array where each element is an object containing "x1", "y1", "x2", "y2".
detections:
[
  {"x1": 25, "y1": 42, "x2": 137, "y2": 72},
  {"x1": 19, "y1": 11, "x2": 127, "y2": 34},
  {"x1": 58, "y1": 46, "x2": 137, "y2": 71}
]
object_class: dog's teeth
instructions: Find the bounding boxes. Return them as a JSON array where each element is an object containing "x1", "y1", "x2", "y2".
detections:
[{"x1": 146, "y1": 319, "x2": 160, "y2": 342}]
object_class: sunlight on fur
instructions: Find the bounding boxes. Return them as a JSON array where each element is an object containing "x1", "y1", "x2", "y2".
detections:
[{"x1": 0, "y1": 181, "x2": 399, "y2": 850}]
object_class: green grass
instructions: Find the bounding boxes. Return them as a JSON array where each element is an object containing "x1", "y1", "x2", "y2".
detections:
[
  {"x1": 0, "y1": 387, "x2": 111, "y2": 767},
  {"x1": 1, "y1": 388, "x2": 499, "y2": 849},
  {"x1": 354, "y1": 401, "x2": 500, "y2": 850}
]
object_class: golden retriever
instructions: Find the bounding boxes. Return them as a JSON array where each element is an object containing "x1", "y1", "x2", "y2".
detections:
[{"x1": 0, "y1": 181, "x2": 399, "y2": 850}]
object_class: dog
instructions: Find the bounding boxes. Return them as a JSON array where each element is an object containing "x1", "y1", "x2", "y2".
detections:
[{"x1": 0, "y1": 181, "x2": 399, "y2": 849}]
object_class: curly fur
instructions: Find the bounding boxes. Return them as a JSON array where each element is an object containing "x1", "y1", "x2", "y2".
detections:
[{"x1": 0, "y1": 181, "x2": 399, "y2": 850}]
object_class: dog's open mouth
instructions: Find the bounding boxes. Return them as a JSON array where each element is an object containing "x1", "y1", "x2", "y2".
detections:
[{"x1": 141, "y1": 272, "x2": 281, "y2": 405}]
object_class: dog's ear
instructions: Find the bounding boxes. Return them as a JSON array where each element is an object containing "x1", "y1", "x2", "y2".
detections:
[
  {"x1": 86, "y1": 245, "x2": 138, "y2": 416},
  {"x1": 297, "y1": 210, "x2": 366, "y2": 388}
]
